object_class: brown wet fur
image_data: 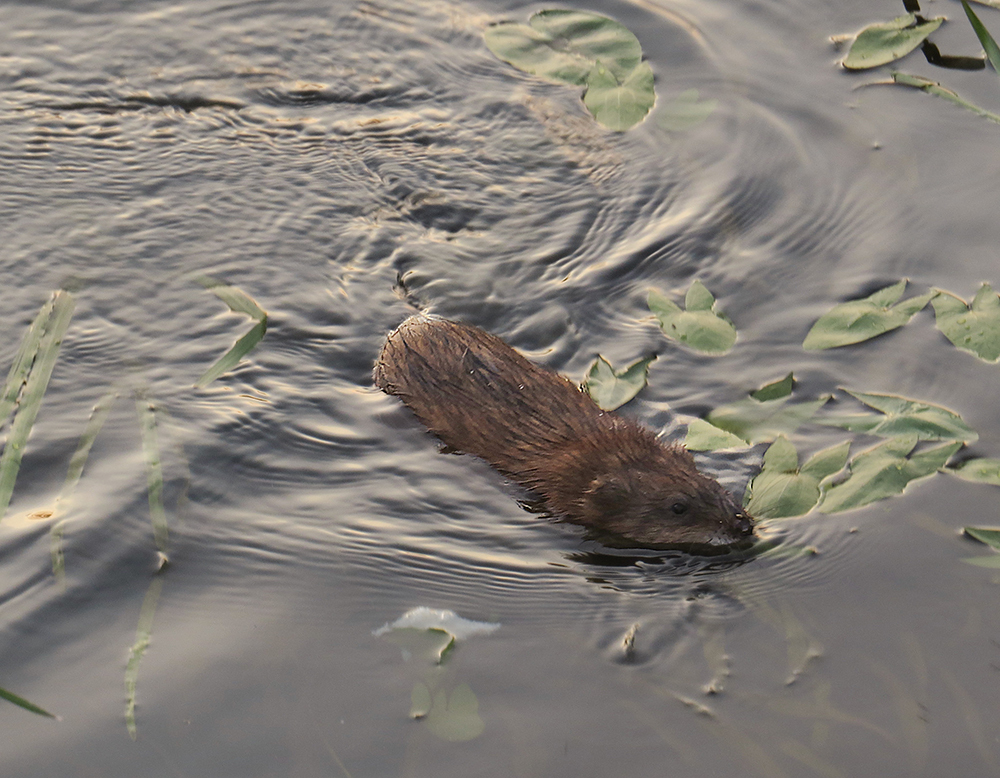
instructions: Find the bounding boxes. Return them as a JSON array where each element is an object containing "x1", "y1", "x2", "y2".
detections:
[{"x1": 375, "y1": 316, "x2": 754, "y2": 551}]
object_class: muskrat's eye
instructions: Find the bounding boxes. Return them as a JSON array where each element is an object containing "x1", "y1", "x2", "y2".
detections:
[{"x1": 671, "y1": 502, "x2": 688, "y2": 515}]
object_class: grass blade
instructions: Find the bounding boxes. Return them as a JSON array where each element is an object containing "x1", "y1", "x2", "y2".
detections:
[
  {"x1": 0, "y1": 295, "x2": 56, "y2": 428},
  {"x1": 124, "y1": 576, "x2": 163, "y2": 740},
  {"x1": 196, "y1": 319, "x2": 267, "y2": 387},
  {"x1": 891, "y1": 72, "x2": 1000, "y2": 123},
  {"x1": 134, "y1": 390, "x2": 169, "y2": 554},
  {"x1": 194, "y1": 275, "x2": 266, "y2": 321},
  {"x1": 0, "y1": 684, "x2": 58, "y2": 719},
  {"x1": 962, "y1": 0, "x2": 1000, "y2": 74},
  {"x1": 0, "y1": 291, "x2": 75, "y2": 520}
]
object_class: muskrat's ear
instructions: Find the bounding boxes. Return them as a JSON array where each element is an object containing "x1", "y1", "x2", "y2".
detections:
[{"x1": 585, "y1": 476, "x2": 629, "y2": 509}]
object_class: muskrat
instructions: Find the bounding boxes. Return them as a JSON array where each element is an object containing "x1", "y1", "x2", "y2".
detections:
[{"x1": 374, "y1": 316, "x2": 754, "y2": 551}]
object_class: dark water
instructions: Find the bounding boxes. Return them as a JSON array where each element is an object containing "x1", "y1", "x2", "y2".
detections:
[{"x1": 1, "y1": 0, "x2": 999, "y2": 775}]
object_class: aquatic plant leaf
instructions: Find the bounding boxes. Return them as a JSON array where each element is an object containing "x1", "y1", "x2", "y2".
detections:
[
  {"x1": 583, "y1": 60, "x2": 655, "y2": 131},
  {"x1": 56, "y1": 388, "x2": 119, "y2": 513},
  {"x1": 584, "y1": 355, "x2": 655, "y2": 411},
  {"x1": 684, "y1": 418, "x2": 750, "y2": 451},
  {"x1": 424, "y1": 683, "x2": 485, "y2": 742},
  {"x1": 0, "y1": 684, "x2": 57, "y2": 719},
  {"x1": 963, "y1": 554, "x2": 1000, "y2": 567},
  {"x1": 891, "y1": 72, "x2": 1000, "y2": 123},
  {"x1": 746, "y1": 438, "x2": 850, "y2": 519},
  {"x1": 706, "y1": 384, "x2": 828, "y2": 444},
  {"x1": 648, "y1": 282, "x2": 737, "y2": 355},
  {"x1": 962, "y1": 0, "x2": 1000, "y2": 75},
  {"x1": 659, "y1": 88, "x2": 717, "y2": 132},
  {"x1": 196, "y1": 320, "x2": 267, "y2": 387},
  {"x1": 843, "y1": 14, "x2": 944, "y2": 70},
  {"x1": 0, "y1": 292, "x2": 75, "y2": 520},
  {"x1": 930, "y1": 284, "x2": 1000, "y2": 362},
  {"x1": 823, "y1": 390, "x2": 978, "y2": 443},
  {"x1": 134, "y1": 391, "x2": 169, "y2": 554},
  {"x1": 818, "y1": 437, "x2": 960, "y2": 513},
  {"x1": 751, "y1": 373, "x2": 794, "y2": 402},
  {"x1": 803, "y1": 281, "x2": 934, "y2": 350},
  {"x1": 194, "y1": 275, "x2": 265, "y2": 321},
  {"x1": 948, "y1": 458, "x2": 1000, "y2": 485},
  {"x1": 0, "y1": 295, "x2": 56, "y2": 427},
  {"x1": 374, "y1": 607, "x2": 500, "y2": 640},
  {"x1": 964, "y1": 526, "x2": 1000, "y2": 549},
  {"x1": 484, "y1": 9, "x2": 642, "y2": 85},
  {"x1": 125, "y1": 576, "x2": 163, "y2": 740}
]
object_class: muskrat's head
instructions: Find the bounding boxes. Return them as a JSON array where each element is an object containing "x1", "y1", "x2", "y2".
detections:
[{"x1": 547, "y1": 436, "x2": 754, "y2": 552}]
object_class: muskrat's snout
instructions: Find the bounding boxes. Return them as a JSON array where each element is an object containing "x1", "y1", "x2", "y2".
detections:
[{"x1": 719, "y1": 491, "x2": 755, "y2": 539}]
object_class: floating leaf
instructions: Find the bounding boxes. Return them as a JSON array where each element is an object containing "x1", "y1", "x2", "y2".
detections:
[
  {"x1": 948, "y1": 458, "x2": 1000, "y2": 485},
  {"x1": 964, "y1": 526, "x2": 1000, "y2": 549},
  {"x1": 818, "y1": 437, "x2": 960, "y2": 513},
  {"x1": 125, "y1": 576, "x2": 163, "y2": 740},
  {"x1": 706, "y1": 377, "x2": 828, "y2": 444},
  {"x1": 583, "y1": 60, "x2": 655, "y2": 131},
  {"x1": 374, "y1": 607, "x2": 499, "y2": 663},
  {"x1": 751, "y1": 372, "x2": 794, "y2": 402},
  {"x1": 803, "y1": 281, "x2": 935, "y2": 350},
  {"x1": 659, "y1": 88, "x2": 717, "y2": 132},
  {"x1": 930, "y1": 284, "x2": 1000, "y2": 363},
  {"x1": 962, "y1": 0, "x2": 1000, "y2": 75},
  {"x1": 823, "y1": 390, "x2": 978, "y2": 443},
  {"x1": 891, "y1": 72, "x2": 1000, "y2": 123},
  {"x1": 843, "y1": 14, "x2": 944, "y2": 70},
  {"x1": 0, "y1": 292, "x2": 75, "y2": 521},
  {"x1": 194, "y1": 277, "x2": 267, "y2": 387},
  {"x1": 584, "y1": 355, "x2": 655, "y2": 411},
  {"x1": 684, "y1": 418, "x2": 750, "y2": 451},
  {"x1": 484, "y1": 10, "x2": 642, "y2": 85},
  {"x1": 648, "y1": 281, "x2": 737, "y2": 355},
  {"x1": 963, "y1": 555, "x2": 1000, "y2": 568},
  {"x1": 134, "y1": 390, "x2": 169, "y2": 554},
  {"x1": 746, "y1": 438, "x2": 851, "y2": 519},
  {"x1": 423, "y1": 683, "x2": 485, "y2": 742},
  {"x1": 0, "y1": 295, "x2": 57, "y2": 427}
]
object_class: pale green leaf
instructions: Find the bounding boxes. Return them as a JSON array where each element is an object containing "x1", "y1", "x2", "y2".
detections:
[
  {"x1": 931, "y1": 284, "x2": 1000, "y2": 363},
  {"x1": 745, "y1": 438, "x2": 850, "y2": 519},
  {"x1": 658, "y1": 89, "x2": 716, "y2": 132},
  {"x1": 751, "y1": 373, "x2": 794, "y2": 402},
  {"x1": 125, "y1": 576, "x2": 164, "y2": 740},
  {"x1": 584, "y1": 355, "x2": 655, "y2": 411},
  {"x1": 964, "y1": 526, "x2": 1000, "y2": 549},
  {"x1": 843, "y1": 14, "x2": 944, "y2": 70},
  {"x1": 963, "y1": 554, "x2": 1000, "y2": 568},
  {"x1": 649, "y1": 283, "x2": 737, "y2": 355},
  {"x1": 684, "y1": 418, "x2": 750, "y2": 451},
  {"x1": 583, "y1": 60, "x2": 655, "y2": 131},
  {"x1": 891, "y1": 72, "x2": 1000, "y2": 123},
  {"x1": 706, "y1": 395, "x2": 828, "y2": 444},
  {"x1": 424, "y1": 683, "x2": 484, "y2": 742},
  {"x1": 948, "y1": 458, "x2": 1000, "y2": 486},
  {"x1": 822, "y1": 390, "x2": 978, "y2": 443},
  {"x1": 803, "y1": 281, "x2": 934, "y2": 350},
  {"x1": 196, "y1": 320, "x2": 267, "y2": 387},
  {"x1": 962, "y1": 0, "x2": 1000, "y2": 75}
]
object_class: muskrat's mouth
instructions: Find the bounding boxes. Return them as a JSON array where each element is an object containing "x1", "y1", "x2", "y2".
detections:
[{"x1": 581, "y1": 527, "x2": 758, "y2": 557}]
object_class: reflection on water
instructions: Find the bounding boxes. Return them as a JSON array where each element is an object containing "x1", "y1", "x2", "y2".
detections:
[{"x1": 1, "y1": 0, "x2": 999, "y2": 774}]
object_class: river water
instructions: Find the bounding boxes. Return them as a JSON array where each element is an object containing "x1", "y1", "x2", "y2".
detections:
[{"x1": 2, "y1": 0, "x2": 999, "y2": 775}]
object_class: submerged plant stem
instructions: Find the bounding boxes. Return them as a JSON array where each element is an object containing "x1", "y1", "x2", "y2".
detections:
[{"x1": 125, "y1": 576, "x2": 164, "y2": 740}]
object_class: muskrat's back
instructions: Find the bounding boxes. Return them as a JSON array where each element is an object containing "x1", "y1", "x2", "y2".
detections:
[{"x1": 375, "y1": 316, "x2": 754, "y2": 550}]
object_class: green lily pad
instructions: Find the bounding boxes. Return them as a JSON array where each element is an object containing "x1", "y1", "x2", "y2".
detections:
[
  {"x1": 962, "y1": 0, "x2": 1000, "y2": 76},
  {"x1": 930, "y1": 284, "x2": 1000, "y2": 363},
  {"x1": 746, "y1": 437, "x2": 851, "y2": 519},
  {"x1": 843, "y1": 14, "x2": 944, "y2": 70},
  {"x1": 584, "y1": 355, "x2": 655, "y2": 411},
  {"x1": 648, "y1": 281, "x2": 737, "y2": 355},
  {"x1": 822, "y1": 390, "x2": 978, "y2": 443},
  {"x1": 706, "y1": 376, "x2": 828, "y2": 444},
  {"x1": 659, "y1": 88, "x2": 717, "y2": 132},
  {"x1": 948, "y1": 458, "x2": 1000, "y2": 486},
  {"x1": 484, "y1": 10, "x2": 643, "y2": 85},
  {"x1": 803, "y1": 280, "x2": 935, "y2": 350},
  {"x1": 818, "y1": 436, "x2": 960, "y2": 513},
  {"x1": 583, "y1": 60, "x2": 655, "y2": 131},
  {"x1": 684, "y1": 418, "x2": 750, "y2": 451},
  {"x1": 964, "y1": 526, "x2": 1000, "y2": 549}
]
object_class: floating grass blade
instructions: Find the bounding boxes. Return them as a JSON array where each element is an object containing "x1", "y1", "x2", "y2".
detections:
[
  {"x1": 0, "y1": 295, "x2": 56, "y2": 428},
  {"x1": 0, "y1": 291, "x2": 75, "y2": 520},
  {"x1": 124, "y1": 576, "x2": 163, "y2": 740},
  {"x1": 0, "y1": 684, "x2": 57, "y2": 718},
  {"x1": 194, "y1": 276, "x2": 267, "y2": 387},
  {"x1": 891, "y1": 72, "x2": 1000, "y2": 123},
  {"x1": 134, "y1": 390, "x2": 169, "y2": 554},
  {"x1": 962, "y1": 0, "x2": 1000, "y2": 74}
]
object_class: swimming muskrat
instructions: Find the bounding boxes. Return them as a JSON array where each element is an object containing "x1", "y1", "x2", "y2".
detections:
[{"x1": 374, "y1": 316, "x2": 754, "y2": 551}]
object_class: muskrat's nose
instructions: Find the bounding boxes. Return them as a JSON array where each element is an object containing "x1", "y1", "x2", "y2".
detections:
[{"x1": 735, "y1": 512, "x2": 754, "y2": 536}]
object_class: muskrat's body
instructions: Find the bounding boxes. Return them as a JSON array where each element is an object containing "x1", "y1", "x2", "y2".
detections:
[{"x1": 375, "y1": 316, "x2": 753, "y2": 550}]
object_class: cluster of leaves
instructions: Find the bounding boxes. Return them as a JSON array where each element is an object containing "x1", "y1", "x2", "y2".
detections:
[
  {"x1": 483, "y1": 10, "x2": 656, "y2": 131},
  {"x1": 582, "y1": 277, "x2": 1000, "y2": 521},
  {"x1": 839, "y1": 0, "x2": 1000, "y2": 123},
  {"x1": 0, "y1": 278, "x2": 267, "y2": 722}
]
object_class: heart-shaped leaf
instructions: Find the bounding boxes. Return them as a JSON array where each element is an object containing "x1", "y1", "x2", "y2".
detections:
[
  {"x1": 659, "y1": 88, "x2": 717, "y2": 132},
  {"x1": 931, "y1": 284, "x2": 1000, "y2": 363},
  {"x1": 649, "y1": 281, "x2": 737, "y2": 355},
  {"x1": 583, "y1": 60, "x2": 655, "y2": 131},
  {"x1": 684, "y1": 418, "x2": 750, "y2": 451},
  {"x1": 584, "y1": 355, "x2": 655, "y2": 411},
  {"x1": 746, "y1": 437, "x2": 851, "y2": 519},
  {"x1": 822, "y1": 390, "x2": 978, "y2": 443}
]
